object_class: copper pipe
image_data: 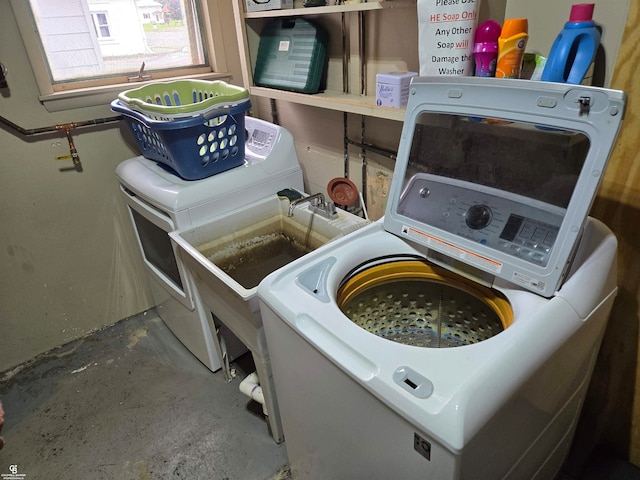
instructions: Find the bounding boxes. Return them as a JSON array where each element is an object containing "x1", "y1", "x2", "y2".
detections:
[
  {"x1": 0, "y1": 114, "x2": 122, "y2": 172},
  {"x1": 0, "y1": 115, "x2": 121, "y2": 136},
  {"x1": 62, "y1": 127, "x2": 82, "y2": 172}
]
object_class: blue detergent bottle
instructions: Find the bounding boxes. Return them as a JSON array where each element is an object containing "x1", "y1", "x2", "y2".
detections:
[{"x1": 541, "y1": 3, "x2": 600, "y2": 84}]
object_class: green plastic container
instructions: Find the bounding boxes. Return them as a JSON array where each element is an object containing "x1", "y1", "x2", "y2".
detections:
[
  {"x1": 117, "y1": 79, "x2": 249, "y2": 120},
  {"x1": 254, "y1": 18, "x2": 329, "y2": 94}
]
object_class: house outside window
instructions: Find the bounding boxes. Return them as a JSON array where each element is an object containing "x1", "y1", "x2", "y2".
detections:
[{"x1": 10, "y1": 0, "x2": 230, "y2": 111}]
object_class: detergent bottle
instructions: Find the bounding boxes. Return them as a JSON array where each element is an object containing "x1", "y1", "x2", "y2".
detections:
[
  {"x1": 473, "y1": 20, "x2": 502, "y2": 77},
  {"x1": 495, "y1": 18, "x2": 529, "y2": 79},
  {"x1": 541, "y1": 3, "x2": 600, "y2": 84}
]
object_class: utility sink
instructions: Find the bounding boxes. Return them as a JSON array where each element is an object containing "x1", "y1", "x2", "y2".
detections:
[
  {"x1": 169, "y1": 192, "x2": 368, "y2": 443},
  {"x1": 169, "y1": 191, "x2": 368, "y2": 359}
]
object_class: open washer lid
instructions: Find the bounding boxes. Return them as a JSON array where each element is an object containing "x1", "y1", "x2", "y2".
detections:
[{"x1": 383, "y1": 77, "x2": 625, "y2": 297}]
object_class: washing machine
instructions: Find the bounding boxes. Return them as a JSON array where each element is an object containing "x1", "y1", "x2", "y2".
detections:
[
  {"x1": 116, "y1": 116, "x2": 303, "y2": 373},
  {"x1": 257, "y1": 77, "x2": 625, "y2": 479}
]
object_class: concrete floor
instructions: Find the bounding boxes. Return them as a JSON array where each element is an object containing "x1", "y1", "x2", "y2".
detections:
[
  {"x1": 1, "y1": 309, "x2": 639, "y2": 480},
  {"x1": 0, "y1": 310, "x2": 288, "y2": 480}
]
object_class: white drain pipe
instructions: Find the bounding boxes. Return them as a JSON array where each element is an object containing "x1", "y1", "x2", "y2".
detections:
[{"x1": 239, "y1": 372, "x2": 267, "y2": 415}]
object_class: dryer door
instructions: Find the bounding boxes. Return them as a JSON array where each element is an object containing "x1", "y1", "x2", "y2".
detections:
[{"x1": 120, "y1": 184, "x2": 196, "y2": 310}]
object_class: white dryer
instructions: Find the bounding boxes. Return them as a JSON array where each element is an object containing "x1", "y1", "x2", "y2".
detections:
[
  {"x1": 116, "y1": 117, "x2": 303, "y2": 373},
  {"x1": 258, "y1": 78, "x2": 625, "y2": 479}
]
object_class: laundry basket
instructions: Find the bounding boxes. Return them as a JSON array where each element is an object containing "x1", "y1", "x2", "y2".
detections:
[{"x1": 111, "y1": 80, "x2": 251, "y2": 180}]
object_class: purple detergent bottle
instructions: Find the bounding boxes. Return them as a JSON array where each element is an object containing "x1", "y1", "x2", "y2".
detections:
[
  {"x1": 473, "y1": 20, "x2": 502, "y2": 77},
  {"x1": 541, "y1": 3, "x2": 600, "y2": 84}
]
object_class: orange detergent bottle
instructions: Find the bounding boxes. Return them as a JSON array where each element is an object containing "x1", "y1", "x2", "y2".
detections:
[{"x1": 496, "y1": 18, "x2": 529, "y2": 78}]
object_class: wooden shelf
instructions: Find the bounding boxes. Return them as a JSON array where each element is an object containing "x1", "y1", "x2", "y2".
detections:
[
  {"x1": 249, "y1": 86, "x2": 407, "y2": 121},
  {"x1": 234, "y1": 0, "x2": 415, "y2": 121},
  {"x1": 243, "y1": 1, "x2": 414, "y2": 19}
]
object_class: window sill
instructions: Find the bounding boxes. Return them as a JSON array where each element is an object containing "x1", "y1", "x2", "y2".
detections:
[{"x1": 40, "y1": 72, "x2": 232, "y2": 113}]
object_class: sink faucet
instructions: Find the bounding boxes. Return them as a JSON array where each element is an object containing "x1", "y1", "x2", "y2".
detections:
[{"x1": 287, "y1": 193, "x2": 338, "y2": 219}]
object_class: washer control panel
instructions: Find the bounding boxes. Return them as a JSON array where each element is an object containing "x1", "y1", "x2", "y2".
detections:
[
  {"x1": 384, "y1": 78, "x2": 625, "y2": 296},
  {"x1": 398, "y1": 174, "x2": 564, "y2": 267}
]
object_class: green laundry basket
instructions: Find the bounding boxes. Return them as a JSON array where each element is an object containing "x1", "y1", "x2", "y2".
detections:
[{"x1": 117, "y1": 79, "x2": 249, "y2": 120}]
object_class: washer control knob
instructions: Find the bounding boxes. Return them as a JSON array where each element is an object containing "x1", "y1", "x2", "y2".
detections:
[{"x1": 465, "y1": 204, "x2": 493, "y2": 230}]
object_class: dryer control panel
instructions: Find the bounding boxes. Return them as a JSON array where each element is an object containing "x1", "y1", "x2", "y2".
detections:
[{"x1": 245, "y1": 118, "x2": 279, "y2": 159}]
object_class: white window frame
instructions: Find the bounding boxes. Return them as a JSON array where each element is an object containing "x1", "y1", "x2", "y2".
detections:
[
  {"x1": 9, "y1": 0, "x2": 231, "y2": 112},
  {"x1": 91, "y1": 11, "x2": 112, "y2": 39}
]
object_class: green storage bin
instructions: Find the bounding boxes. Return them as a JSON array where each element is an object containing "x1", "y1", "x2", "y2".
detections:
[{"x1": 254, "y1": 18, "x2": 328, "y2": 94}]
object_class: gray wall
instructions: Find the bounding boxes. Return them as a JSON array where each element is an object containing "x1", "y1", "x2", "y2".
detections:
[
  {"x1": 0, "y1": 3, "x2": 152, "y2": 371},
  {"x1": 0, "y1": 0, "x2": 244, "y2": 372}
]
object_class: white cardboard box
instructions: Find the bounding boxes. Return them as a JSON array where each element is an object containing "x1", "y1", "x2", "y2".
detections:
[
  {"x1": 376, "y1": 71, "x2": 418, "y2": 108},
  {"x1": 246, "y1": 0, "x2": 294, "y2": 12}
]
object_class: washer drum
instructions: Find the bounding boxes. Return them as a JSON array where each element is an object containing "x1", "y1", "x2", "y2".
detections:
[{"x1": 337, "y1": 260, "x2": 513, "y2": 348}]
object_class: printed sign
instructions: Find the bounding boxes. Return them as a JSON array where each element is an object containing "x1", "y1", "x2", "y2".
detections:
[{"x1": 418, "y1": 0, "x2": 481, "y2": 76}]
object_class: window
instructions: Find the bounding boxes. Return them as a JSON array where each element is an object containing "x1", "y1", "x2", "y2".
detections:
[
  {"x1": 10, "y1": 0, "x2": 231, "y2": 111},
  {"x1": 92, "y1": 12, "x2": 112, "y2": 39}
]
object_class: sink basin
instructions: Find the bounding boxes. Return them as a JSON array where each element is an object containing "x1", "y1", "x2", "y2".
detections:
[
  {"x1": 168, "y1": 192, "x2": 369, "y2": 443},
  {"x1": 171, "y1": 194, "x2": 368, "y2": 336},
  {"x1": 196, "y1": 204, "x2": 332, "y2": 290},
  {"x1": 171, "y1": 192, "x2": 367, "y2": 308}
]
